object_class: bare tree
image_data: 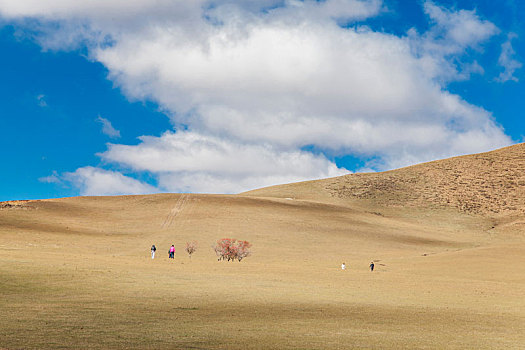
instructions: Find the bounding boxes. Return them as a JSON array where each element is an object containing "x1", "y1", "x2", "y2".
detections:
[{"x1": 185, "y1": 241, "x2": 198, "y2": 259}]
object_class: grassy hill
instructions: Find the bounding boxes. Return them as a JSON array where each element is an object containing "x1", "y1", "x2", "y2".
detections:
[
  {"x1": 245, "y1": 143, "x2": 525, "y2": 226},
  {"x1": 1, "y1": 144, "x2": 524, "y2": 349}
]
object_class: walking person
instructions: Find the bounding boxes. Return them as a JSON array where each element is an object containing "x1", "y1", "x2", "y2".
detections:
[
  {"x1": 151, "y1": 244, "x2": 156, "y2": 259},
  {"x1": 341, "y1": 262, "x2": 346, "y2": 270},
  {"x1": 169, "y1": 245, "x2": 175, "y2": 259},
  {"x1": 369, "y1": 261, "x2": 374, "y2": 272}
]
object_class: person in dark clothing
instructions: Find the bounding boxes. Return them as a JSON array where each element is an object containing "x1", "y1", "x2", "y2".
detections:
[
  {"x1": 151, "y1": 245, "x2": 156, "y2": 259},
  {"x1": 369, "y1": 261, "x2": 375, "y2": 271}
]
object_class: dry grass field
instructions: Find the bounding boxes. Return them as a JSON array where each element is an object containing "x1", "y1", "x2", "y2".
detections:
[{"x1": 1, "y1": 144, "x2": 524, "y2": 349}]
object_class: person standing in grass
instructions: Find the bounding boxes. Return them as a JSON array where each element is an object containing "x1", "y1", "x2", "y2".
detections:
[
  {"x1": 169, "y1": 245, "x2": 175, "y2": 259},
  {"x1": 369, "y1": 261, "x2": 374, "y2": 271},
  {"x1": 151, "y1": 245, "x2": 156, "y2": 259}
]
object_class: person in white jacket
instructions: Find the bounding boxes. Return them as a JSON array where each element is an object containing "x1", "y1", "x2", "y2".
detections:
[{"x1": 341, "y1": 262, "x2": 346, "y2": 270}]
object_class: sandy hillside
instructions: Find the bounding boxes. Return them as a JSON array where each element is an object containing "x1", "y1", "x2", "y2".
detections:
[{"x1": 1, "y1": 144, "x2": 524, "y2": 349}]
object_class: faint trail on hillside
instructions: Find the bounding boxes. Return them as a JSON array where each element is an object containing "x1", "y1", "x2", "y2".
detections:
[{"x1": 162, "y1": 194, "x2": 189, "y2": 228}]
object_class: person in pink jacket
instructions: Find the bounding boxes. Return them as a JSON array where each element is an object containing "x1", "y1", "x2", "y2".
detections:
[{"x1": 168, "y1": 245, "x2": 175, "y2": 259}]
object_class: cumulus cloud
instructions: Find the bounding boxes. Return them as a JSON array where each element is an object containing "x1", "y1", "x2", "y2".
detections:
[
  {"x1": 496, "y1": 33, "x2": 522, "y2": 83},
  {"x1": 63, "y1": 166, "x2": 157, "y2": 196},
  {"x1": 422, "y1": 1, "x2": 498, "y2": 50},
  {"x1": 0, "y1": 0, "x2": 514, "y2": 194},
  {"x1": 408, "y1": 1, "x2": 499, "y2": 82},
  {"x1": 100, "y1": 131, "x2": 348, "y2": 193},
  {"x1": 96, "y1": 115, "x2": 121, "y2": 138}
]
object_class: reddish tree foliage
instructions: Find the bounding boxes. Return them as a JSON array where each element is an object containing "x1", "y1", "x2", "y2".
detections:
[
  {"x1": 235, "y1": 240, "x2": 252, "y2": 261},
  {"x1": 185, "y1": 241, "x2": 198, "y2": 258},
  {"x1": 213, "y1": 238, "x2": 252, "y2": 262}
]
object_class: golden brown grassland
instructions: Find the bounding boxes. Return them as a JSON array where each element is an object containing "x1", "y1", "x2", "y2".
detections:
[{"x1": 1, "y1": 144, "x2": 525, "y2": 349}]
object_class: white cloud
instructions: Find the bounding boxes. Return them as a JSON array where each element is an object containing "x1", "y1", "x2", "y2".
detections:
[
  {"x1": 100, "y1": 131, "x2": 348, "y2": 193},
  {"x1": 423, "y1": 1, "x2": 498, "y2": 50},
  {"x1": 92, "y1": 3, "x2": 508, "y2": 163},
  {"x1": 36, "y1": 94, "x2": 47, "y2": 107},
  {"x1": 272, "y1": 0, "x2": 384, "y2": 23},
  {"x1": 0, "y1": 0, "x2": 514, "y2": 195},
  {"x1": 496, "y1": 33, "x2": 522, "y2": 83},
  {"x1": 38, "y1": 170, "x2": 60, "y2": 184},
  {"x1": 63, "y1": 166, "x2": 157, "y2": 196},
  {"x1": 96, "y1": 115, "x2": 121, "y2": 138},
  {"x1": 407, "y1": 1, "x2": 499, "y2": 83},
  {"x1": 0, "y1": 0, "x2": 201, "y2": 19}
]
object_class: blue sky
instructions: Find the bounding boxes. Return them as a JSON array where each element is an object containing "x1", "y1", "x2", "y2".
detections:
[
  {"x1": 0, "y1": 26, "x2": 169, "y2": 200},
  {"x1": 0, "y1": 0, "x2": 523, "y2": 201}
]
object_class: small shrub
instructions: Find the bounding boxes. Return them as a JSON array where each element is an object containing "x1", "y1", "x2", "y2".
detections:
[
  {"x1": 213, "y1": 238, "x2": 252, "y2": 262},
  {"x1": 185, "y1": 241, "x2": 198, "y2": 259}
]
